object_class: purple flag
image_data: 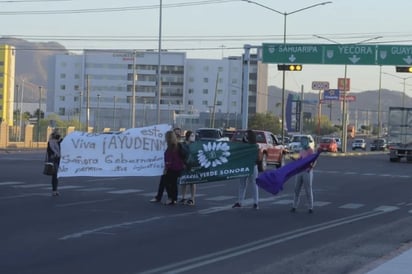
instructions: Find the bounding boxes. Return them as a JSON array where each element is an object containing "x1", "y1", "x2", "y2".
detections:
[{"x1": 256, "y1": 152, "x2": 321, "y2": 195}]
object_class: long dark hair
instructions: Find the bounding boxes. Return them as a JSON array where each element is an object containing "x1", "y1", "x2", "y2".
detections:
[{"x1": 246, "y1": 129, "x2": 257, "y2": 144}]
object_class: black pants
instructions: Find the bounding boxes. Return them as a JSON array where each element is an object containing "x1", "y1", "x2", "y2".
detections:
[
  {"x1": 51, "y1": 161, "x2": 60, "y2": 191},
  {"x1": 155, "y1": 175, "x2": 166, "y2": 201},
  {"x1": 164, "y1": 170, "x2": 181, "y2": 202}
]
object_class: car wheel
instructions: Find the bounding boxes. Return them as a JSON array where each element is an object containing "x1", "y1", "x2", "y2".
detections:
[
  {"x1": 260, "y1": 153, "x2": 268, "y2": 171},
  {"x1": 276, "y1": 154, "x2": 285, "y2": 168}
]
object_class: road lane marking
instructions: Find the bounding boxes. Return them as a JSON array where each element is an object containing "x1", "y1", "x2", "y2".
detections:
[
  {"x1": 0, "y1": 181, "x2": 25, "y2": 186},
  {"x1": 56, "y1": 198, "x2": 114, "y2": 208},
  {"x1": 13, "y1": 183, "x2": 49, "y2": 188},
  {"x1": 107, "y1": 189, "x2": 143, "y2": 194},
  {"x1": 340, "y1": 203, "x2": 365, "y2": 209},
  {"x1": 0, "y1": 193, "x2": 49, "y2": 200},
  {"x1": 139, "y1": 208, "x2": 398, "y2": 274}
]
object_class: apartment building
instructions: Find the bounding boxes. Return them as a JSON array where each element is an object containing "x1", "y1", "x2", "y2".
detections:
[
  {"x1": 48, "y1": 48, "x2": 268, "y2": 130},
  {"x1": 0, "y1": 44, "x2": 16, "y2": 125}
]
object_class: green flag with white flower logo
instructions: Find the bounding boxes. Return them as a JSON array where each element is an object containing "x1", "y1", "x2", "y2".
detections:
[{"x1": 179, "y1": 141, "x2": 258, "y2": 185}]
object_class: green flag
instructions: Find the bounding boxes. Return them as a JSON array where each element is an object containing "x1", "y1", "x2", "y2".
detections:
[{"x1": 179, "y1": 141, "x2": 258, "y2": 185}]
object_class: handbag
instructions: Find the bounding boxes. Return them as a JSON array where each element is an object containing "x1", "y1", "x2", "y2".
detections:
[{"x1": 43, "y1": 162, "x2": 56, "y2": 176}]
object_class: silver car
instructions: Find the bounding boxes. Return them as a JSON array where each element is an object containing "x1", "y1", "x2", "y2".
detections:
[{"x1": 351, "y1": 138, "x2": 366, "y2": 150}]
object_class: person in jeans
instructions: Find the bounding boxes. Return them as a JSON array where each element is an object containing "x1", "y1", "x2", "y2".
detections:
[
  {"x1": 232, "y1": 129, "x2": 260, "y2": 209},
  {"x1": 179, "y1": 130, "x2": 196, "y2": 205},
  {"x1": 47, "y1": 130, "x2": 62, "y2": 196},
  {"x1": 290, "y1": 137, "x2": 316, "y2": 213}
]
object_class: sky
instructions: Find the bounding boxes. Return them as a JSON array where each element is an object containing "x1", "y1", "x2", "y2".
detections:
[{"x1": 2, "y1": 0, "x2": 412, "y2": 98}]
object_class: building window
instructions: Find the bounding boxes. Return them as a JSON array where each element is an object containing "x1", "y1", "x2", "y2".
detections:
[
  {"x1": 59, "y1": 96, "x2": 65, "y2": 101},
  {"x1": 188, "y1": 99, "x2": 194, "y2": 105},
  {"x1": 60, "y1": 73, "x2": 66, "y2": 79},
  {"x1": 58, "y1": 108, "x2": 65, "y2": 115},
  {"x1": 74, "y1": 74, "x2": 80, "y2": 79},
  {"x1": 203, "y1": 78, "x2": 209, "y2": 83},
  {"x1": 231, "y1": 79, "x2": 238, "y2": 84},
  {"x1": 231, "y1": 89, "x2": 237, "y2": 95},
  {"x1": 188, "y1": 77, "x2": 194, "y2": 82},
  {"x1": 188, "y1": 88, "x2": 194, "y2": 94},
  {"x1": 60, "y1": 62, "x2": 67, "y2": 67},
  {"x1": 216, "y1": 101, "x2": 222, "y2": 106},
  {"x1": 203, "y1": 89, "x2": 208, "y2": 94},
  {"x1": 202, "y1": 100, "x2": 208, "y2": 106},
  {"x1": 74, "y1": 85, "x2": 80, "y2": 91},
  {"x1": 203, "y1": 66, "x2": 209, "y2": 71},
  {"x1": 60, "y1": 85, "x2": 66, "y2": 90},
  {"x1": 217, "y1": 89, "x2": 223, "y2": 95}
]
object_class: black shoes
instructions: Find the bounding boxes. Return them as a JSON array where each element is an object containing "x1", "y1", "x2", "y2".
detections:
[
  {"x1": 308, "y1": 209, "x2": 314, "y2": 214},
  {"x1": 253, "y1": 203, "x2": 259, "y2": 210},
  {"x1": 232, "y1": 202, "x2": 241, "y2": 208},
  {"x1": 290, "y1": 207, "x2": 296, "y2": 213}
]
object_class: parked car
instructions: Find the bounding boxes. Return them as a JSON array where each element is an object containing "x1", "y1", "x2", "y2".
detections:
[
  {"x1": 318, "y1": 137, "x2": 338, "y2": 153},
  {"x1": 288, "y1": 134, "x2": 315, "y2": 153},
  {"x1": 370, "y1": 138, "x2": 387, "y2": 151},
  {"x1": 351, "y1": 138, "x2": 366, "y2": 150},
  {"x1": 231, "y1": 130, "x2": 286, "y2": 171},
  {"x1": 195, "y1": 128, "x2": 229, "y2": 141},
  {"x1": 334, "y1": 137, "x2": 342, "y2": 152}
]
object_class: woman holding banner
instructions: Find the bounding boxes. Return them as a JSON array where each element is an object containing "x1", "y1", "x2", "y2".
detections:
[
  {"x1": 47, "y1": 130, "x2": 62, "y2": 196},
  {"x1": 232, "y1": 129, "x2": 260, "y2": 210},
  {"x1": 163, "y1": 130, "x2": 185, "y2": 205},
  {"x1": 290, "y1": 137, "x2": 316, "y2": 213},
  {"x1": 179, "y1": 130, "x2": 196, "y2": 205}
]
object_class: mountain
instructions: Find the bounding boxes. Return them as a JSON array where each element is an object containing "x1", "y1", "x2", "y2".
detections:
[{"x1": 0, "y1": 37, "x2": 68, "y2": 102}]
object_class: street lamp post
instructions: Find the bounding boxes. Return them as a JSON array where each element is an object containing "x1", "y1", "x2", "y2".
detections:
[
  {"x1": 156, "y1": 0, "x2": 163, "y2": 124},
  {"x1": 96, "y1": 94, "x2": 101, "y2": 132},
  {"x1": 242, "y1": 0, "x2": 332, "y2": 142},
  {"x1": 313, "y1": 35, "x2": 382, "y2": 152},
  {"x1": 113, "y1": 95, "x2": 117, "y2": 129}
]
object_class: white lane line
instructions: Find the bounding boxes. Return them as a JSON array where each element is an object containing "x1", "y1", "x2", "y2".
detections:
[
  {"x1": 50, "y1": 185, "x2": 85, "y2": 190},
  {"x1": 13, "y1": 184, "x2": 49, "y2": 188},
  {"x1": 139, "y1": 209, "x2": 396, "y2": 274},
  {"x1": 340, "y1": 203, "x2": 365, "y2": 209},
  {"x1": 59, "y1": 212, "x2": 195, "y2": 240},
  {"x1": 0, "y1": 181, "x2": 25, "y2": 186},
  {"x1": 107, "y1": 189, "x2": 143, "y2": 194},
  {"x1": 204, "y1": 195, "x2": 236, "y2": 201},
  {"x1": 56, "y1": 199, "x2": 114, "y2": 208},
  {"x1": 314, "y1": 201, "x2": 331, "y2": 207},
  {"x1": 76, "y1": 187, "x2": 114, "y2": 192},
  {"x1": 0, "y1": 193, "x2": 49, "y2": 200}
]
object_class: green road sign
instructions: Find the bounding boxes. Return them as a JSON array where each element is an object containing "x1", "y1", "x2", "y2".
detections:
[
  {"x1": 262, "y1": 43, "x2": 323, "y2": 64},
  {"x1": 322, "y1": 44, "x2": 377, "y2": 65},
  {"x1": 377, "y1": 45, "x2": 412, "y2": 65}
]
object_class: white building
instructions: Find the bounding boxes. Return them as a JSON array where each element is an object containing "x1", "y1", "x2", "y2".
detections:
[{"x1": 47, "y1": 48, "x2": 268, "y2": 131}]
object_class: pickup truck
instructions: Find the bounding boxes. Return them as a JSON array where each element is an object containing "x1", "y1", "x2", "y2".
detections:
[
  {"x1": 231, "y1": 130, "x2": 286, "y2": 171},
  {"x1": 195, "y1": 128, "x2": 230, "y2": 142}
]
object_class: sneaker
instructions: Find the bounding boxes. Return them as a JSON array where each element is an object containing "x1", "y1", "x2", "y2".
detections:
[
  {"x1": 149, "y1": 197, "x2": 160, "y2": 203},
  {"x1": 308, "y1": 209, "x2": 314, "y2": 214},
  {"x1": 179, "y1": 198, "x2": 187, "y2": 204},
  {"x1": 290, "y1": 207, "x2": 296, "y2": 213},
  {"x1": 186, "y1": 199, "x2": 195, "y2": 206},
  {"x1": 252, "y1": 204, "x2": 259, "y2": 210},
  {"x1": 232, "y1": 202, "x2": 241, "y2": 208}
]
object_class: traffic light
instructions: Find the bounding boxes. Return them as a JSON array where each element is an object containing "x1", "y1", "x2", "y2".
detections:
[
  {"x1": 277, "y1": 64, "x2": 303, "y2": 71},
  {"x1": 395, "y1": 66, "x2": 412, "y2": 73}
]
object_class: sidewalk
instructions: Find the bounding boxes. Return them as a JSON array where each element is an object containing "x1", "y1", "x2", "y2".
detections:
[{"x1": 361, "y1": 245, "x2": 412, "y2": 274}]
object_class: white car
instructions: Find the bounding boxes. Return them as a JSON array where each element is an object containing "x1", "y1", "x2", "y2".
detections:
[
  {"x1": 288, "y1": 134, "x2": 315, "y2": 153},
  {"x1": 352, "y1": 138, "x2": 366, "y2": 150}
]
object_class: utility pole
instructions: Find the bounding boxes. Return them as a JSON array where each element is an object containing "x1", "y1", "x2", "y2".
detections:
[
  {"x1": 86, "y1": 75, "x2": 90, "y2": 131},
  {"x1": 37, "y1": 86, "x2": 42, "y2": 148}
]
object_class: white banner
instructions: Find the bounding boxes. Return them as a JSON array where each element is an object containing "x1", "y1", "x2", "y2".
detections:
[{"x1": 58, "y1": 124, "x2": 171, "y2": 177}]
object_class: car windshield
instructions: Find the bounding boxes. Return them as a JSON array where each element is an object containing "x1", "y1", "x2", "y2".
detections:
[
  {"x1": 291, "y1": 136, "x2": 307, "y2": 143},
  {"x1": 354, "y1": 139, "x2": 364, "y2": 143},
  {"x1": 321, "y1": 138, "x2": 332, "y2": 143}
]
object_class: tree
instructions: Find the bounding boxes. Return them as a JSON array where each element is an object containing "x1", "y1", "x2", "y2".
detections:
[{"x1": 248, "y1": 112, "x2": 281, "y2": 134}]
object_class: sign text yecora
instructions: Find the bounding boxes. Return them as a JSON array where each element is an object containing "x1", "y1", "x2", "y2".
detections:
[
  {"x1": 179, "y1": 141, "x2": 258, "y2": 185},
  {"x1": 58, "y1": 124, "x2": 171, "y2": 177}
]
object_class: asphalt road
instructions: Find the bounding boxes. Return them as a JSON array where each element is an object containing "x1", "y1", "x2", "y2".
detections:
[{"x1": 1, "y1": 151, "x2": 412, "y2": 274}]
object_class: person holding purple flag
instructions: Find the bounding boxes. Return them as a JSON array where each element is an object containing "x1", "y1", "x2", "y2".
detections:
[
  {"x1": 232, "y1": 129, "x2": 260, "y2": 210},
  {"x1": 290, "y1": 137, "x2": 317, "y2": 214}
]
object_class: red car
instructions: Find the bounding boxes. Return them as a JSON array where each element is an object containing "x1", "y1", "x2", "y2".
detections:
[
  {"x1": 318, "y1": 137, "x2": 338, "y2": 152},
  {"x1": 231, "y1": 130, "x2": 286, "y2": 171}
]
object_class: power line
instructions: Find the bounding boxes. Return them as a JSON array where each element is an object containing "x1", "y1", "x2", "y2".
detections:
[{"x1": 0, "y1": 0, "x2": 238, "y2": 15}]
